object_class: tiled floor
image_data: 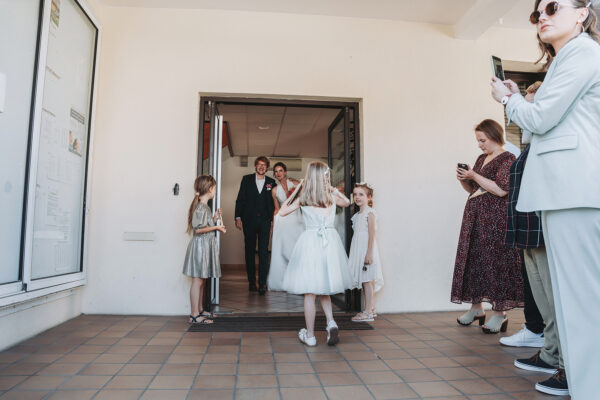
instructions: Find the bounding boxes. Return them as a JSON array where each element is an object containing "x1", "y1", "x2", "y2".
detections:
[
  {"x1": 215, "y1": 267, "x2": 342, "y2": 314},
  {"x1": 0, "y1": 310, "x2": 569, "y2": 399}
]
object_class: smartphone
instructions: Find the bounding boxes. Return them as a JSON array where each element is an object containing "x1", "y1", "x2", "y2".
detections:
[
  {"x1": 491, "y1": 55, "x2": 505, "y2": 81},
  {"x1": 457, "y1": 163, "x2": 469, "y2": 170}
]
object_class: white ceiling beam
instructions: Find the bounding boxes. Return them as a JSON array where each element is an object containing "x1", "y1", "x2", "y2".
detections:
[{"x1": 453, "y1": 0, "x2": 519, "y2": 40}]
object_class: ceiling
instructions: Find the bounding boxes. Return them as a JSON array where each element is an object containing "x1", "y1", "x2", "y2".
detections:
[
  {"x1": 217, "y1": 104, "x2": 341, "y2": 158},
  {"x1": 99, "y1": 0, "x2": 536, "y2": 32}
]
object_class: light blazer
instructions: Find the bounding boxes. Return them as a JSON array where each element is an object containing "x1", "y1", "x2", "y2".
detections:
[{"x1": 506, "y1": 33, "x2": 600, "y2": 212}]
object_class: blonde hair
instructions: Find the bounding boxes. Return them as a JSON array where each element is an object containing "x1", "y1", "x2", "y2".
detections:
[
  {"x1": 186, "y1": 175, "x2": 216, "y2": 233},
  {"x1": 297, "y1": 161, "x2": 333, "y2": 208},
  {"x1": 354, "y1": 182, "x2": 374, "y2": 207}
]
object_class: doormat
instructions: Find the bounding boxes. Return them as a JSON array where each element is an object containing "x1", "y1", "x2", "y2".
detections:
[{"x1": 187, "y1": 315, "x2": 373, "y2": 332}]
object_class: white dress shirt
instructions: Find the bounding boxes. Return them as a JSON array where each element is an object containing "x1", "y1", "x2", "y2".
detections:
[{"x1": 255, "y1": 174, "x2": 265, "y2": 193}]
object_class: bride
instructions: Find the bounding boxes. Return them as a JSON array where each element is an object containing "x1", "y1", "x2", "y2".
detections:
[{"x1": 268, "y1": 162, "x2": 304, "y2": 291}]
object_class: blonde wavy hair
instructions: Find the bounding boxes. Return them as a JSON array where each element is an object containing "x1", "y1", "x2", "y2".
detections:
[{"x1": 296, "y1": 161, "x2": 333, "y2": 208}]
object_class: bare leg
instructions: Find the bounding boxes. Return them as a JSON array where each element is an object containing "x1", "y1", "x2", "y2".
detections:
[
  {"x1": 362, "y1": 282, "x2": 374, "y2": 313},
  {"x1": 197, "y1": 278, "x2": 205, "y2": 313},
  {"x1": 470, "y1": 302, "x2": 483, "y2": 312},
  {"x1": 189, "y1": 278, "x2": 201, "y2": 321},
  {"x1": 318, "y1": 295, "x2": 334, "y2": 324},
  {"x1": 304, "y1": 294, "x2": 317, "y2": 337}
]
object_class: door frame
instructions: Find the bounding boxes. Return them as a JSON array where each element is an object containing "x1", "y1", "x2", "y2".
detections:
[{"x1": 197, "y1": 95, "x2": 362, "y2": 312}]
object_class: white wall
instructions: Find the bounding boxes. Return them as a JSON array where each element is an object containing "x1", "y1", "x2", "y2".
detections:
[
  {"x1": 82, "y1": 4, "x2": 539, "y2": 314},
  {"x1": 0, "y1": 289, "x2": 82, "y2": 350}
]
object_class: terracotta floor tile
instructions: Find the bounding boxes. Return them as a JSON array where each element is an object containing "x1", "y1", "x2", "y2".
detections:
[
  {"x1": 408, "y1": 381, "x2": 462, "y2": 398},
  {"x1": 193, "y1": 375, "x2": 235, "y2": 389},
  {"x1": 93, "y1": 390, "x2": 144, "y2": 400},
  {"x1": 0, "y1": 390, "x2": 50, "y2": 399},
  {"x1": 0, "y1": 376, "x2": 27, "y2": 391},
  {"x1": 313, "y1": 361, "x2": 352, "y2": 373},
  {"x1": 236, "y1": 374, "x2": 278, "y2": 388},
  {"x1": 417, "y1": 357, "x2": 461, "y2": 368},
  {"x1": 449, "y1": 378, "x2": 503, "y2": 395},
  {"x1": 235, "y1": 388, "x2": 280, "y2": 400},
  {"x1": 47, "y1": 390, "x2": 97, "y2": 399},
  {"x1": 238, "y1": 363, "x2": 275, "y2": 375},
  {"x1": 95, "y1": 354, "x2": 134, "y2": 364},
  {"x1": 197, "y1": 363, "x2": 236, "y2": 375},
  {"x1": 273, "y1": 353, "x2": 308, "y2": 363},
  {"x1": 349, "y1": 360, "x2": 390, "y2": 372},
  {"x1": 202, "y1": 353, "x2": 238, "y2": 363},
  {"x1": 0, "y1": 363, "x2": 48, "y2": 376},
  {"x1": 105, "y1": 375, "x2": 153, "y2": 389},
  {"x1": 148, "y1": 375, "x2": 194, "y2": 389},
  {"x1": 158, "y1": 364, "x2": 198, "y2": 376},
  {"x1": 37, "y1": 363, "x2": 85, "y2": 376},
  {"x1": 60, "y1": 375, "x2": 111, "y2": 389},
  {"x1": 281, "y1": 387, "x2": 327, "y2": 400},
  {"x1": 78, "y1": 363, "x2": 123, "y2": 376},
  {"x1": 188, "y1": 389, "x2": 234, "y2": 400},
  {"x1": 278, "y1": 373, "x2": 320, "y2": 388},
  {"x1": 317, "y1": 372, "x2": 361, "y2": 386},
  {"x1": 21, "y1": 354, "x2": 62, "y2": 364},
  {"x1": 396, "y1": 368, "x2": 443, "y2": 382},
  {"x1": 385, "y1": 358, "x2": 426, "y2": 370},
  {"x1": 431, "y1": 367, "x2": 479, "y2": 380},
  {"x1": 129, "y1": 354, "x2": 168, "y2": 364},
  {"x1": 367, "y1": 383, "x2": 418, "y2": 399},
  {"x1": 239, "y1": 353, "x2": 274, "y2": 363},
  {"x1": 118, "y1": 364, "x2": 161, "y2": 376},
  {"x1": 276, "y1": 363, "x2": 314, "y2": 374},
  {"x1": 17, "y1": 375, "x2": 67, "y2": 390},
  {"x1": 140, "y1": 389, "x2": 188, "y2": 400},
  {"x1": 468, "y1": 365, "x2": 516, "y2": 378},
  {"x1": 324, "y1": 385, "x2": 373, "y2": 400},
  {"x1": 357, "y1": 371, "x2": 402, "y2": 385},
  {"x1": 57, "y1": 354, "x2": 98, "y2": 364}
]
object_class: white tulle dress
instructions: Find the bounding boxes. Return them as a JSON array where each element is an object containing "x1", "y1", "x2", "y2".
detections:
[
  {"x1": 268, "y1": 180, "x2": 304, "y2": 291},
  {"x1": 349, "y1": 207, "x2": 384, "y2": 292},
  {"x1": 280, "y1": 199, "x2": 353, "y2": 295}
]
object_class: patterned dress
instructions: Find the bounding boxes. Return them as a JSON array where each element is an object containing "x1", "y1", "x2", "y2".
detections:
[
  {"x1": 182, "y1": 202, "x2": 221, "y2": 278},
  {"x1": 451, "y1": 151, "x2": 523, "y2": 311}
]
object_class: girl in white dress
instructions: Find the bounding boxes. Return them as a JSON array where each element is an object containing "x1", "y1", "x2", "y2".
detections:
[
  {"x1": 350, "y1": 183, "x2": 384, "y2": 322},
  {"x1": 268, "y1": 162, "x2": 304, "y2": 291},
  {"x1": 279, "y1": 161, "x2": 352, "y2": 346}
]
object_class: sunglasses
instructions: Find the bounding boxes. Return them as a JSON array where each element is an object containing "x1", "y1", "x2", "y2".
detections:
[{"x1": 530, "y1": 1, "x2": 584, "y2": 24}]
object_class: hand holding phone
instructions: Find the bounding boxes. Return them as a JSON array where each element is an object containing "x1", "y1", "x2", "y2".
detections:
[
  {"x1": 491, "y1": 56, "x2": 505, "y2": 81},
  {"x1": 457, "y1": 163, "x2": 469, "y2": 170}
]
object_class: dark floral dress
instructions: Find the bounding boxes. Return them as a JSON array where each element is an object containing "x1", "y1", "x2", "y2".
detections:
[{"x1": 451, "y1": 151, "x2": 523, "y2": 311}]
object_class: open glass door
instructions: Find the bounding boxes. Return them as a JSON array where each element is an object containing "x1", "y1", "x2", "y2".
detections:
[
  {"x1": 328, "y1": 106, "x2": 361, "y2": 311},
  {"x1": 199, "y1": 101, "x2": 223, "y2": 311}
]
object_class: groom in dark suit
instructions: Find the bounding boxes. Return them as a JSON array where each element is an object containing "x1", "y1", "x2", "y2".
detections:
[{"x1": 235, "y1": 156, "x2": 276, "y2": 295}]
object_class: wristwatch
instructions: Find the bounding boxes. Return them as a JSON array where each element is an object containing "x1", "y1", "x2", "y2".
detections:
[{"x1": 501, "y1": 93, "x2": 513, "y2": 105}]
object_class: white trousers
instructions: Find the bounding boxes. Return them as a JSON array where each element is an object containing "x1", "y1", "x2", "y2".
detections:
[{"x1": 542, "y1": 209, "x2": 600, "y2": 400}]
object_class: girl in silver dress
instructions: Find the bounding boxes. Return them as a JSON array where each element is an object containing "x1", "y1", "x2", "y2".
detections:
[{"x1": 183, "y1": 175, "x2": 226, "y2": 324}]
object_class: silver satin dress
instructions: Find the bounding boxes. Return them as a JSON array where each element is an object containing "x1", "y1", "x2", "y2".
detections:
[{"x1": 182, "y1": 203, "x2": 221, "y2": 278}]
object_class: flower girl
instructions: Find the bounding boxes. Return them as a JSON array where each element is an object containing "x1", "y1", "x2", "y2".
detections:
[
  {"x1": 279, "y1": 161, "x2": 352, "y2": 346},
  {"x1": 350, "y1": 183, "x2": 384, "y2": 322}
]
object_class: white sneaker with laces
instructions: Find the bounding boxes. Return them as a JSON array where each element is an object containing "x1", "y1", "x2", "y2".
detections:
[
  {"x1": 499, "y1": 324, "x2": 544, "y2": 348},
  {"x1": 298, "y1": 328, "x2": 317, "y2": 347},
  {"x1": 326, "y1": 320, "x2": 339, "y2": 346}
]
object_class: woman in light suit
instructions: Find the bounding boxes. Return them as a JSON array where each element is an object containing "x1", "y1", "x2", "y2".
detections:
[{"x1": 491, "y1": 1, "x2": 600, "y2": 398}]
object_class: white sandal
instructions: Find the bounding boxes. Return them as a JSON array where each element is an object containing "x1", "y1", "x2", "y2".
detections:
[
  {"x1": 352, "y1": 311, "x2": 374, "y2": 322},
  {"x1": 298, "y1": 328, "x2": 317, "y2": 346}
]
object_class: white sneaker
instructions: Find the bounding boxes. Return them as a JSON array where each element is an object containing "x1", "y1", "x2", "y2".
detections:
[
  {"x1": 499, "y1": 324, "x2": 544, "y2": 348},
  {"x1": 326, "y1": 320, "x2": 339, "y2": 346},
  {"x1": 298, "y1": 328, "x2": 317, "y2": 347}
]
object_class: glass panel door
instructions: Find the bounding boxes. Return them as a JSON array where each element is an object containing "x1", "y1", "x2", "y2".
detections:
[{"x1": 202, "y1": 101, "x2": 223, "y2": 309}]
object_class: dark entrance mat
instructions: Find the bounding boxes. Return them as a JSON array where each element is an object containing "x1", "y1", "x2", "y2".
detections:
[{"x1": 187, "y1": 315, "x2": 373, "y2": 332}]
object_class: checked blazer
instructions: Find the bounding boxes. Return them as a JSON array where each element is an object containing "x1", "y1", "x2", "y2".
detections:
[{"x1": 505, "y1": 144, "x2": 544, "y2": 249}]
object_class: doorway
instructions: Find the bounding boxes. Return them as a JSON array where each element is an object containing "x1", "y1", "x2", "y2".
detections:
[{"x1": 198, "y1": 96, "x2": 361, "y2": 314}]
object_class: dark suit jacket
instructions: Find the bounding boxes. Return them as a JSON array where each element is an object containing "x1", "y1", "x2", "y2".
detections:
[{"x1": 235, "y1": 174, "x2": 276, "y2": 223}]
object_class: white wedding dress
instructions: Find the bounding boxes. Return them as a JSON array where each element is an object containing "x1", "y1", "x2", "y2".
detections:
[{"x1": 267, "y1": 180, "x2": 304, "y2": 291}]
